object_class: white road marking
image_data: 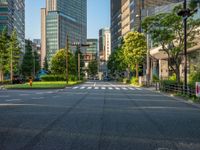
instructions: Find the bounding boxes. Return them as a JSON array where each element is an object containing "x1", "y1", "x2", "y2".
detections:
[
  {"x1": 129, "y1": 87, "x2": 135, "y2": 90},
  {"x1": 0, "y1": 95, "x2": 10, "y2": 98},
  {"x1": 94, "y1": 87, "x2": 99, "y2": 90},
  {"x1": 94, "y1": 82, "x2": 96, "y2": 87},
  {"x1": 32, "y1": 97, "x2": 44, "y2": 100},
  {"x1": 5, "y1": 99, "x2": 22, "y2": 102},
  {"x1": 108, "y1": 87, "x2": 113, "y2": 90},
  {"x1": 101, "y1": 87, "x2": 106, "y2": 90},
  {"x1": 87, "y1": 87, "x2": 92, "y2": 89},
  {"x1": 36, "y1": 92, "x2": 44, "y2": 95},
  {"x1": 80, "y1": 87, "x2": 85, "y2": 89},
  {"x1": 122, "y1": 87, "x2": 128, "y2": 90},
  {"x1": 115, "y1": 87, "x2": 120, "y2": 90},
  {"x1": 19, "y1": 94, "x2": 30, "y2": 96},
  {"x1": 136, "y1": 88, "x2": 142, "y2": 91},
  {"x1": 53, "y1": 96, "x2": 60, "y2": 98},
  {"x1": 72, "y1": 86, "x2": 79, "y2": 89}
]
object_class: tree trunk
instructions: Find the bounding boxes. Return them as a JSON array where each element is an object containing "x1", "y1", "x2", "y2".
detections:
[
  {"x1": 127, "y1": 64, "x2": 130, "y2": 80},
  {"x1": 175, "y1": 65, "x2": 180, "y2": 84},
  {"x1": 136, "y1": 64, "x2": 139, "y2": 79}
]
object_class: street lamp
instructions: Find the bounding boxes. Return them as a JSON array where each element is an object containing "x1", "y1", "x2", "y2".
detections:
[{"x1": 177, "y1": 0, "x2": 198, "y2": 89}]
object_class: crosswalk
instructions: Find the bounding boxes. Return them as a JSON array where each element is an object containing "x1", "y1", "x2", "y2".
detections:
[{"x1": 71, "y1": 86, "x2": 143, "y2": 91}]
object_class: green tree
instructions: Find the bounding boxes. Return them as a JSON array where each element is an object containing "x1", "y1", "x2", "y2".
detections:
[
  {"x1": 122, "y1": 31, "x2": 146, "y2": 79},
  {"x1": 43, "y1": 56, "x2": 48, "y2": 71},
  {"x1": 8, "y1": 30, "x2": 21, "y2": 81},
  {"x1": 21, "y1": 40, "x2": 34, "y2": 77},
  {"x1": 50, "y1": 49, "x2": 76, "y2": 76},
  {"x1": 107, "y1": 46, "x2": 127, "y2": 77},
  {"x1": 88, "y1": 60, "x2": 98, "y2": 77},
  {"x1": 33, "y1": 51, "x2": 40, "y2": 75},
  {"x1": 0, "y1": 28, "x2": 9, "y2": 81},
  {"x1": 142, "y1": 5, "x2": 200, "y2": 83}
]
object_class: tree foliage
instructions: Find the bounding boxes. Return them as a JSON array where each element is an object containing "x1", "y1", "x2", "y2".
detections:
[
  {"x1": 122, "y1": 31, "x2": 146, "y2": 79},
  {"x1": 0, "y1": 28, "x2": 9, "y2": 81},
  {"x1": 88, "y1": 60, "x2": 98, "y2": 77},
  {"x1": 21, "y1": 40, "x2": 34, "y2": 77},
  {"x1": 50, "y1": 49, "x2": 76, "y2": 76},
  {"x1": 142, "y1": 5, "x2": 200, "y2": 83}
]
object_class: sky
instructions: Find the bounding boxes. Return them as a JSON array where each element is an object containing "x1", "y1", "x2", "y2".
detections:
[{"x1": 25, "y1": 0, "x2": 110, "y2": 40}]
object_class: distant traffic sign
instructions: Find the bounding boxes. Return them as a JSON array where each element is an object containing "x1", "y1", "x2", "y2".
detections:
[{"x1": 196, "y1": 82, "x2": 200, "y2": 97}]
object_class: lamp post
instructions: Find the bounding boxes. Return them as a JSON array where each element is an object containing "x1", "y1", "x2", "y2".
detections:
[
  {"x1": 66, "y1": 35, "x2": 69, "y2": 84},
  {"x1": 178, "y1": 0, "x2": 199, "y2": 89}
]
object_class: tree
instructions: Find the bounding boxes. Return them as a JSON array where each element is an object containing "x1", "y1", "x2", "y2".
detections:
[
  {"x1": 21, "y1": 40, "x2": 34, "y2": 77},
  {"x1": 142, "y1": 5, "x2": 200, "y2": 83},
  {"x1": 122, "y1": 31, "x2": 146, "y2": 79},
  {"x1": 8, "y1": 30, "x2": 21, "y2": 81},
  {"x1": 107, "y1": 46, "x2": 127, "y2": 77},
  {"x1": 0, "y1": 28, "x2": 9, "y2": 81},
  {"x1": 43, "y1": 56, "x2": 48, "y2": 71},
  {"x1": 88, "y1": 60, "x2": 98, "y2": 77},
  {"x1": 34, "y1": 50, "x2": 40, "y2": 75},
  {"x1": 50, "y1": 49, "x2": 76, "y2": 76}
]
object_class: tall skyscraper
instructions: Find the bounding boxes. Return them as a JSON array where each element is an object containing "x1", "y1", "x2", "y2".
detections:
[
  {"x1": 110, "y1": 0, "x2": 183, "y2": 51},
  {"x1": 0, "y1": 0, "x2": 25, "y2": 52},
  {"x1": 99, "y1": 28, "x2": 111, "y2": 76},
  {"x1": 41, "y1": 0, "x2": 87, "y2": 67}
]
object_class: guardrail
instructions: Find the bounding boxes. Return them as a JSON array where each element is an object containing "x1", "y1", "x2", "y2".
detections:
[{"x1": 159, "y1": 83, "x2": 196, "y2": 98}]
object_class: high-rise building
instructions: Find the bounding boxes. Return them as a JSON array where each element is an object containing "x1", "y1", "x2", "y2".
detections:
[
  {"x1": 110, "y1": 0, "x2": 183, "y2": 51},
  {"x1": 83, "y1": 39, "x2": 98, "y2": 78},
  {"x1": 0, "y1": 0, "x2": 25, "y2": 52},
  {"x1": 99, "y1": 28, "x2": 111, "y2": 76},
  {"x1": 41, "y1": 0, "x2": 87, "y2": 67}
]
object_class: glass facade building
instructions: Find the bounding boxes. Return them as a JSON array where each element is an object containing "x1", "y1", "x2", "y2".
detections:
[
  {"x1": 0, "y1": 0, "x2": 25, "y2": 52},
  {"x1": 110, "y1": 0, "x2": 183, "y2": 51},
  {"x1": 42, "y1": 0, "x2": 87, "y2": 64}
]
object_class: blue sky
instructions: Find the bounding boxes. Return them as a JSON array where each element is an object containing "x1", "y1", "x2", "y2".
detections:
[{"x1": 25, "y1": 0, "x2": 110, "y2": 39}]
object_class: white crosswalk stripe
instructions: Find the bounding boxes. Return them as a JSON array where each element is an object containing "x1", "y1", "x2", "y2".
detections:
[
  {"x1": 129, "y1": 87, "x2": 135, "y2": 90},
  {"x1": 72, "y1": 86, "x2": 79, "y2": 89},
  {"x1": 71, "y1": 86, "x2": 143, "y2": 91}
]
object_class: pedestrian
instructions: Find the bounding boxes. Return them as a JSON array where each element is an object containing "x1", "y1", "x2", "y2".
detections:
[{"x1": 29, "y1": 76, "x2": 33, "y2": 87}]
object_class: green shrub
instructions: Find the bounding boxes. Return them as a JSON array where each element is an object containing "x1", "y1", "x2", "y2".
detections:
[
  {"x1": 169, "y1": 73, "x2": 176, "y2": 81},
  {"x1": 41, "y1": 75, "x2": 66, "y2": 81},
  {"x1": 123, "y1": 78, "x2": 128, "y2": 83},
  {"x1": 0, "y1": 80, "x2": 11, "y2": 85},
  {"x1": 189, "y1": 71, "x2": 200, "y2": 88},
  {"x1": 152, "y1": 74, "x2": 159, "y2": 83},
  {"x1": 130, "y1": 77, "x2": 139, "y2": 85}
]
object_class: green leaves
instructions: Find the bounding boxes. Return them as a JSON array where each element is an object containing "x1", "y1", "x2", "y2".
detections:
[{"x1": 88, "y1": 60, "x2": 98, "y2": 77}]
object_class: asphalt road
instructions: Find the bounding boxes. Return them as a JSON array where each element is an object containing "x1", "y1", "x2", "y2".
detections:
[{"x1": 0, "y1": 81, "x2": 200, "y2": 150}]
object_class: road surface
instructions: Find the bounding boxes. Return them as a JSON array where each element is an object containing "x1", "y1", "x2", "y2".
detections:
[{"x1": 0, "y1": 81, "x2": 200, "y2": 150}]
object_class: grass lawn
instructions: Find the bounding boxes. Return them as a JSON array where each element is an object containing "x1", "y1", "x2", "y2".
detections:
[{"x1": 5, "y1": 81, "x2": 82, "y2": 89}]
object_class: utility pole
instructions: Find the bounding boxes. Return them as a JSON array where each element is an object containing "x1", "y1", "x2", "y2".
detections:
[
  {"x1": 10, "y1": 48, "x2": 13, "y2": 84},
  {"x1": 66, "y1": 35, "x2": 69, "y2": 84},
  {"x1": 183, "y1": 0, "x2": 188, "y2": 89},
  {"x1": 78, "y1": 45, "x2": 81, "y2": 81}
]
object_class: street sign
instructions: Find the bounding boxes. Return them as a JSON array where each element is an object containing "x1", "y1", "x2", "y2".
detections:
[{"x1": 196, "y1": 82, "x2": 200, "y2": 97}]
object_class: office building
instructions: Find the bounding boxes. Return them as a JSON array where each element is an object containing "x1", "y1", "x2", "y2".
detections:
[
  {"x1": 110, "y1": 0, "x2": 183, "y2": 51},
  {"x1": 99, "y1": 28, "x2": 111, "y2": 77},
  {"x1": 0, "y1": 0, "x2": 25, "y2": 52},
  {"x1": 41, "y1": 0, "x2": 87, "y2": 66},
  {"x1": 83, "y1": 39, "x2": 98, "y2": 78}
]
